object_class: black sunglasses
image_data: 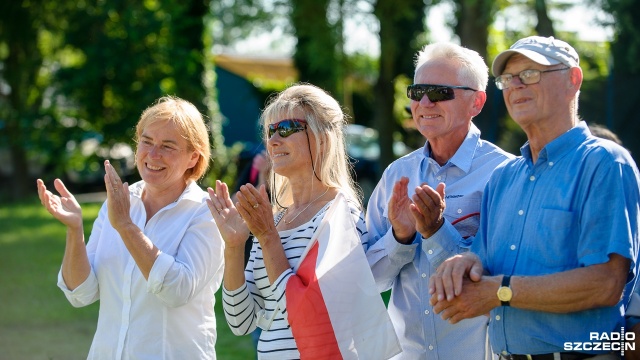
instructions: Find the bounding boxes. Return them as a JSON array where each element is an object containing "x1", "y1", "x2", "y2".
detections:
[
  {"x1": 268, "y1": 119, "x2": 307, "y2": 138},
  {"x1": 407, "y1": 84, "x2": 477, "y2": 102}
]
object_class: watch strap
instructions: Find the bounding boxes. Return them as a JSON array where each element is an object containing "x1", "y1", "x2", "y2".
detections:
[{"x1": 500, "y1": 275, "x2": 511, "y2": 306}]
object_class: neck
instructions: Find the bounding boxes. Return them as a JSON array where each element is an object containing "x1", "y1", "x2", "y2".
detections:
[
  {"x1": 142, "y1": 181, "x2": 188, "y2": 216},
  {"x1": 522, "y1": 118, "x2": 576, "y2": 164},
  {"x1": 287, "y1": 174, "x2": 326, "y2": 206},
  {"x1": 428, "y1": 136, "x2": 465, "y2": 166}
]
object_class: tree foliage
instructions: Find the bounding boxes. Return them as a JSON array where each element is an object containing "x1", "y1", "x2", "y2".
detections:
[
  {"x1": 0, "y1": 0, "x2": 68, "y2": 199},
  {"x1": 0, "y1": 0, "x2": 220, "y2": 200},
  {"x1": 599, "y1": 0, "x2": 640, "y2": 75}
]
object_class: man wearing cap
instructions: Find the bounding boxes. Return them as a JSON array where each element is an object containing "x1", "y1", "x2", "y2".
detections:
[{"x1": 428, "y1": 36, "x2": 640, "y2": 359}]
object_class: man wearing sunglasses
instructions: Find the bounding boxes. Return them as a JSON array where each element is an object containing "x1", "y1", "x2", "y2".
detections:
[
  {"x1": 430, "y1": 36, "x2": 640, "y2": 360},
  {"x1": 366, "y1": 42, "x2": 514, "y2": 359}
]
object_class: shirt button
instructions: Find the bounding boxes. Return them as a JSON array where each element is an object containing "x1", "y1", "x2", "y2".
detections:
[
  {"x1": 424, "y1": 310, "x2": 430, "y2": 315},
  {"x1": 437, "y1": 176, "x2": 442, "y2": 181},
  {"x1": 428, "y1": 345, "x2": 434, "y2": 350},
  {"x1": 510, "y1": 245, "x2": 516, "y2": 250},
  {"x1": 457, "y1": 208, "x2": 462, "y2": 214},
  {"x1": 502, "y1": 350, "x2": 508, "y2": 355},
  {"x1": 549, "y1": 162, "x2": 554, "y2": 166},
  {"x1": 495, "y1": 315, "x2": 501, "y2": 321},
  {"x1": 518, "y1": 210, "x2": 524, "y2": 215},
  {"x1": 529, "y1": 175, "x2": 535, "y2": 181},
  {"x1": 427, "y1": 249, "x2": 434, "y2": 255},
  {"x1": 421, "y1": 273, "x2": 427, "y2": 278}
]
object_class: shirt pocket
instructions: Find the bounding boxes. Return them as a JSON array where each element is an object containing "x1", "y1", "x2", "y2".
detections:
[
  {"x1": 445, "y1": 195, "x2": 482, "y2": 238},
  {"x1": 528, "y1": 208, "x2": 579, "y2": 271}
]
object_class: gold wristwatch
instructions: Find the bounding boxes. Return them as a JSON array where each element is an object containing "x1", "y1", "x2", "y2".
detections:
[{"x1": 497, "y1": 275, "x2": 512, "y2": 306}]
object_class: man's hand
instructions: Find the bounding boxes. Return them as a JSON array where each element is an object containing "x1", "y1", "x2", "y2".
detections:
[
  {"x1": 388, "y1": 177, "x2": 417, "y2": 244},
  {"x1": 411, "y1": 182, "x2": 446, "y2": 238},
  {"x1": 429, "y1": 252, "x2": 483, "y2": 301},
  {"x1": 431, "y1": 276, "x2": 500, "y2": 324}
]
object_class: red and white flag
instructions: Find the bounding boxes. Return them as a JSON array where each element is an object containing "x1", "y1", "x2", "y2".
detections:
[{"x1": 286, "y1": 193, "x2": 401, "y2": 359}]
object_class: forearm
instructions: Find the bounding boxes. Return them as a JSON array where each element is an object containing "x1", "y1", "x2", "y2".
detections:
[
  {"x1": 511, "y1": 255, "x2": 629, "y2": 313},
  {"x1": 258, "y1": 232, "x2": 291, "y2": 284},
  {"x1": 367, "y1": 230, "x2": 417, "y2": 292},
  {"x1": 61, "y1": 225, "x2": 91, "y2": 290},
  {"x1": 223, "y1": 245, "x2": 247, "y2": 291},
  {"x1": 116, "y1": 223, "x2": 160, "y2": 279}
]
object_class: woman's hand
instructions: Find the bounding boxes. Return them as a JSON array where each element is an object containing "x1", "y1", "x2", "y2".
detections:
[
  {"x1": 36, "y1": 178, "x2": 83, "y2": 230},
  {"x1": 207, "y1": 180, "x2": 251, "y2": 249},
  {"x1": 235, "y1": 184, "x2": 276, "y2": 239},
  {"x1": 104, "y1": 160, "x2": 133, "y2": 231}
]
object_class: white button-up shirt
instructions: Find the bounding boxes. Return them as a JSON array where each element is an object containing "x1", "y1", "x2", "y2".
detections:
[{"x1": 58, "y1": 181, "x2": 224, "y2": 359}]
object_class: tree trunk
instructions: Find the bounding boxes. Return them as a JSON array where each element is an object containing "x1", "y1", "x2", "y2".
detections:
[
  {"x1": 373, "y1": 0, "x2": 426, "y2": 173},
  {"x1": 2, "y1": 3, "x2": 41, "y2": 200},
  {"x1": 291, "y1": 0, "x2": 340, "y2": 97},
  {"x1": 534, "y1": 0, "x2": 555, "y2": 37},
  {"x1": 454, "y1": 0, "x2": 496, "y2": 63}
]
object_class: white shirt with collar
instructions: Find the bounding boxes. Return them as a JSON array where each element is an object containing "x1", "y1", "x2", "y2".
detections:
[{"x1": 58, "y1": 180, "x2": 224, "y2": 360}]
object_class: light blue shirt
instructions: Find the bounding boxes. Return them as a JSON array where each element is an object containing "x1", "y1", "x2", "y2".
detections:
[
  {"x1": 366, "y1": 123, "x2": 513, "y2": 360},
  {"x1": 472, "y1": 121, "x2": 640, "y2": 355}
]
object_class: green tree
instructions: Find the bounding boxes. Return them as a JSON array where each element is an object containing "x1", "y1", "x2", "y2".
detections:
[
  {"x1": 601, "y1": 0, "x2": 640, "y2": 75},
  {"x1": 373, "y1": 0, "x2": 427, "y2": 170},
  {"x1": 453, "y1": 0, "x2": 499, "y2": 59},
  {"x1": 0, "y1": 0, "x2": 224, "y2": 201},
  {"x1": 53, "y1": 0, "x2": 220, "y2": 183},
  {"x1": 0, "y1": 0, "x2": 66, "y2": 200},
  {"x1": 291, "y1": 0, "x2": 341, "y2": 96},
  {"x1": 598, "y1": 0, "x2": 640, "y2": 159}
]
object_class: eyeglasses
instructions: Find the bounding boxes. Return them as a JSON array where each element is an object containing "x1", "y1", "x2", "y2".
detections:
[
  {"x1": 494, "y1": 67, "x2": 570, "y2": 90},
  {"x1": 407, "y1": 84, "x2": 477, "y2": 103},
  {"x1": 268, "y1": 119, "x2": 307, "y2": 138}
]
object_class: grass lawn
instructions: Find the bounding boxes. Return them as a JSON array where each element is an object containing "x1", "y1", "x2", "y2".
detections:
[{"x1": 0, "y1": 198, "x2": 254, "y2": 360}]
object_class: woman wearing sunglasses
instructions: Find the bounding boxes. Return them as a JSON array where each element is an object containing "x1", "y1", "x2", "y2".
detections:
[{"x1": 207, "y1": 84, "x2": 399, "y2": 359}]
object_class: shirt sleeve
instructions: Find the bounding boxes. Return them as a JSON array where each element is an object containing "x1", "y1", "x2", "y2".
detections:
[
  {"x1": 222, "y1": 237, "x2": 268, "y2": 335},
  {"x1": 577, "y1": 155, "x2": 639, "y2": 279},
  {"x1": 421, "y1": 220, "x2": 473, "y2": 269},
  {"x1": 57, "y1": 201, "x2": 107, "y2": 307},
  {"x1": 365, "y1": 178, "x2": 418, "y2": 292},
  {"x1": 146, "y1": 202, "x2": 225, "y2": 308},
  {"x1": 222, "y1": 282, "x2": 261, "y2": 336}
]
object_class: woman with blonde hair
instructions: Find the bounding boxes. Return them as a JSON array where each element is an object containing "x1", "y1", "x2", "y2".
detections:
[
  {"x1": 37, "y1": 96, "x2": 224, "y2": 359},
  {"x1": 208, "y1": 84, "x2": 400, "y2": 359}
]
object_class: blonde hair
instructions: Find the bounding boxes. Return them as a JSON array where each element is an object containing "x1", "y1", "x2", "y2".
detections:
[
  {"x1": 260, "y1": 83, "x2": 362, "y2": 208},
  {"x1": 135, "y1": 96, "x2": 211, "y2": 182}
]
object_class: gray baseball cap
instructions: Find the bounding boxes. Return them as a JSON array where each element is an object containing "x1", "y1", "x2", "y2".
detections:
[{"x1": 492, "y1": 36, "x2": 580, "y2": 76}]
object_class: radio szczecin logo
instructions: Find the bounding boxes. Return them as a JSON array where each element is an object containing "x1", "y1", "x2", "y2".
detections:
[{"x1": 564, "y1": 330, "x2": 635, "y2": 355}]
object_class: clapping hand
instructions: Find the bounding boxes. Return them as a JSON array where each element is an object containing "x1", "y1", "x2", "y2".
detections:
[
  {"x1": 104, "y1": 160, "x2": 132, "y2": 231},
  {"x1": 36, "y1": 178, "x2": 83, "y2": 230},
  {"x1": 207, "y1": 180, "x2": 251, "y2": 249}
]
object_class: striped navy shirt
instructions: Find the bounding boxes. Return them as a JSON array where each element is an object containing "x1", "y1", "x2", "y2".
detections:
[{"x1": 222, "y1": 198, "x2": 369, "y2": 360}]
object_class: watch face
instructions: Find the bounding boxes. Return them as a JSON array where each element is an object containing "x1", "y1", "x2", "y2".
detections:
[{"x1": 497, "y1": 286, "x2": 512, "y2": 302}]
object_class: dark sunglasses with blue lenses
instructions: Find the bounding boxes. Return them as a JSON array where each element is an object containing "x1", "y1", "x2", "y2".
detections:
[
  {"x1": 268, "y1": 119, "x2": 307, "y2": 138},
  {"x1": 407, "y1": 84, "x2": 477, "y2": 102}
]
